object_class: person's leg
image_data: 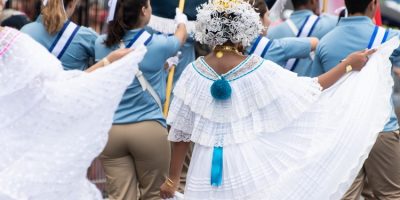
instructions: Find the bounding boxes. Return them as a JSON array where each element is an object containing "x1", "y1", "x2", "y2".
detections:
[
  {"x1": 364, "y1": 131, "x2": 400, "y2": 200},
  {"x1": 100, "y1": 125, "x2": 138, "y2": 200},
  {"x1": 341, "y1": 168, "x2": 366, "y2": 200},
  {"x1": 178, "y1": 143, "x2": 193, "y2": 192},
  {"x1": 127, "y1": 121, "x2": 171, "y2": 200}
]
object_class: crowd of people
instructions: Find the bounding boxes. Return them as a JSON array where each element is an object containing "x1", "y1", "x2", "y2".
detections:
[
  {"x1": 1, "y1": 0, "x2": 108, "y2": 33},
  {"x1": 0, "y1": 0, "x2": 400, "y2": 200}
]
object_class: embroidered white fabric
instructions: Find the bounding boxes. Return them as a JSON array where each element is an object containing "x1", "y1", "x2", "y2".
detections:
[
  {"x1": 168, "y1": 55, "x2": 322, "y2": 146},
  {"x1": 195, "y1": 0, "x2": 263, "y2": 47},
  {"x1": 0, "y1": 27, "x2": 147, "y2": 200},
  {"x1": 167, "y1": 38, "x2": 399, "y2": 199},
  {"x1": 269, "y1": 0, "x2": 288, "y2": 20}
]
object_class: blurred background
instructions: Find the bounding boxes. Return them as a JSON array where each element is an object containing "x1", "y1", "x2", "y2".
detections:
[
  {"x1": 2, "y1": 0, "x2": 399, "y2": 198},
  {"x1": 1, "y1": 0, "x2": 108, "y2": 32},
  {"x1": 2, "y1": 0, "x2": 399, "y2": 34}
]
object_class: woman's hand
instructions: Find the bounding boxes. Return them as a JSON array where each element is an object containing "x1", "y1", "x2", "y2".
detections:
[
  {"x1": 160, "y1": 177, "x2": 180, "y2": 199},
  {"x1": 344, "y1": 49, "x2": 376, "y2": 71},
  {"x1": 105, "y1": 48, "x2": 133, "y2": 64},
  {"x1": 317, "y1": 48, "x2": 377, "y2": 90}
]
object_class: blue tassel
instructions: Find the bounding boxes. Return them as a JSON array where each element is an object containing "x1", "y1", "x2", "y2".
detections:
[
  {"x1": 211, "y1": 147, "x2": 223, "y2": 187},
  {"x1": 210, "y1": 78, "x2": 232, "y2": 100}
]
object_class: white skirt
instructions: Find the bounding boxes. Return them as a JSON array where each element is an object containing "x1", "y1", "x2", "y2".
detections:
[
  {"x1": 175, "y1": 38, "x2": 399, "y2": 200},
  {"x1": 0, "y1": 28, "x2": 147, "y2": 200}
]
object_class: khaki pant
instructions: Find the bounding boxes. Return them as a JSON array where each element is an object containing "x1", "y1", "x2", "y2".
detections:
[
  {"x1": 100, "y1": 121, "x2": 171, "y2": 200},
  {"x1": 342, "y1": 131, "x2": 400, "y2": 200}
]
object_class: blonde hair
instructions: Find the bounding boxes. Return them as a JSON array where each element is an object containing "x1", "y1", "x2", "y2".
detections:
[{"x1": 42, "y1": 0, "x2": 73, "y2": 35}]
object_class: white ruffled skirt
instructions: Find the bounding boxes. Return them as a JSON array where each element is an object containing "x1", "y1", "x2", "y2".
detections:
[
  {"x1": 177, "y1": 38, "x2": 399, "y2": 200},
  {"x1": 0, "y1": 28, "x2": 147, "y2": 200}
]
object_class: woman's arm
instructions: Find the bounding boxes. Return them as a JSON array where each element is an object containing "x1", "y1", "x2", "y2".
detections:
[
  {"x1": 318, "y1": 49, "x2": 376, "y2": 90},
  {"x1": 85, "y1": 48, "x2": 133, "y2": 73},
  {"x1": 160, "y1": 141, "x2": 191, "y2": 199},
  {"x1": 174, "y1": 8, "x2": 188, "y2": 46}
]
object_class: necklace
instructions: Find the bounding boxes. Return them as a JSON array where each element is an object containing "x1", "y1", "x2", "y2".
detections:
[{"x1": 213, "y1": 45, "x2": 241, "y2": 58}]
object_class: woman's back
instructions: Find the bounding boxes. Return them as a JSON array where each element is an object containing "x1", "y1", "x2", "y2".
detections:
[
  {"x1": 95, "y1": 30, "x2": 180, "y2": 126},
  {"x1": 203, "y1": 53, "x2": 247, "y2": 75},
  {"x1": 21, "y1": 16, "x2": 98, "y2": 71},
  {"x1": 20, "y1": 0, "x2": 98, "y2": 71}
]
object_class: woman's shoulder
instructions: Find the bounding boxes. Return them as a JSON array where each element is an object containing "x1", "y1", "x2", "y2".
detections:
[
  {"x1": 94, "y1": 34, "x2": 107, "y2": 47},
  {"x1": 20, "y1": 21, "x2": 46, "y2": 36},
  {"x1": 76, "y1": 26, "x2": 99, "y2": 39},
  {"x1": 148, "y1": 33, "x2": 179, "y2": 48},
  {"x1": 189, "y1": 55, "x2": 266, "y2": 82}
]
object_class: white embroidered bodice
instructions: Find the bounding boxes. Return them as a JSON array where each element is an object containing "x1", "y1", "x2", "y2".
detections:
[{"x1": 167, "y1": 55, "x2": 322, "y2": 147}]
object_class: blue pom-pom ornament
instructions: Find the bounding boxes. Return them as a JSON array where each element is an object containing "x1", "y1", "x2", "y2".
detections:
[{"x1": 210, "y1": 78, "x2": 232, "y2": 100}]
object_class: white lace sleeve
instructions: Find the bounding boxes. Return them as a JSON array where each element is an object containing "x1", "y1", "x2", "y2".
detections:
[
  {"x1": 168, "y1": 128, "x2": 192, "y2": 142},
  {"x1": 167, "y1": 97, "x2": 195, "y2": 142}
]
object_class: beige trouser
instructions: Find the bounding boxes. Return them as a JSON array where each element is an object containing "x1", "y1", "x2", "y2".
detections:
[
  {"x1": 342, "y1": 131, "x2": 400, "y2": 200},
  {"x1": 100, "y1": 121, "x2": 171, "y2": 200}
]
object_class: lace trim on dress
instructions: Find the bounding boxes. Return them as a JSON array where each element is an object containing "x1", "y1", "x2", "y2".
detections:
[{"x1": 192, "y1": 55, "x2": 264, "y2": 82}]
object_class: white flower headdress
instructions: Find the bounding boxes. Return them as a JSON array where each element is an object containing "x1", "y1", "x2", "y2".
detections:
[{"x1": 195, "y1": 0, "x2": 263, "y2": 47}]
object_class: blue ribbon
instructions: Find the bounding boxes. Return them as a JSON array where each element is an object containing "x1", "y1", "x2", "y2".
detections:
[{"x1": 211, "y1": 147, "x2": 223, "y2": 187}]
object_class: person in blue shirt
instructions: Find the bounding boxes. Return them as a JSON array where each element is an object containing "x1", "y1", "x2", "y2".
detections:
[
  {"x1": 310, "y1": 0, "x2": 400, "y2": 199},
  {"x1": 95, "y1": 0, "x2": 187, "y2": 199},
  {"x1": 246, "y1": 0, "x2": 319, "y2": 69},
  {"x1": 151, "y1": 0, "x2": 205, "y2": 21},
  {"x1": 145, "y1": 27, "x2": 196, "y2": 86},
  {"x1": 267, "y1": 0, "x2": 337, "y2": 76},
  {"x1": 21, "y1": 0, "x2": 98, "y2": 71}
]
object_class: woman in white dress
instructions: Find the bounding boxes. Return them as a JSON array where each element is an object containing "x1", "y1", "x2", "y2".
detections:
[
  {"x1": 0, "y1": 1, "x2": 148, "y2": 197},
  {"x1": 159, "y1": 0, "x2": 399, "y2": 199}
]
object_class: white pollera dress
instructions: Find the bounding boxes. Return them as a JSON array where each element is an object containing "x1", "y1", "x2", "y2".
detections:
[
  {"x1": 0, "y1": 27, "x2": 146, "y2": 200},
  {"x1": 167, "y1": 38, "x2": 399, "y2": 200}
]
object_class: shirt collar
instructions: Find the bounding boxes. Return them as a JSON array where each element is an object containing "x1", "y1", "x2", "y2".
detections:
[
  {"x1": 338, "y1": 16, "x2": 374, "y2": 26},
  {"x1": 290, "y1": 10, "x2": 314, "y2": 19},
  {"x1": 36, "y1": 15, "x2": 43, "y2": 22},
  {"x1": 122, "y1": 28, "x2": 146, "y2": 42}
]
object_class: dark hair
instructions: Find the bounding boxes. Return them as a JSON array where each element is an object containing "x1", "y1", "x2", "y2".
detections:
[
  {"x1": 104, "y1": 0, "x2": 148, "y2": 47},
  {"x1": 265, "y1": 0, "x2": 276, "y2": 9},
  {"x1": 247, "y1": 0, "x2": 268, "y2": 18},
  {"x1": 345, "y1": 0, "x2": 374, "y2": 15},
  {"x1": 291, "y1": 0, "x2": 310, "y2": 9},
  {"x1": 1, "y1": 15, "x2": 30, "y2": 30},
  {"x1": 337, "y1": 8, "x2": 346, "y2": 23}
]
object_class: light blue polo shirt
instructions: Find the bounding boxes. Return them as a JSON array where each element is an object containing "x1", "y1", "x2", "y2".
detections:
[
  {"x1": 95, "y1": 29, "x2": 180, "y2": 126},
  {"x1": 311, "y1": 16, "x2": 400, "y2": 132},
  {"x1": 268, "y1": 10, "x2": 337, "y2": 76},
  {"x1": 20, "y1": 16, "x2": 98, "y2": 71},
  {"x1": 245, "y1": 36, "x2": 311, "y2": 71}
]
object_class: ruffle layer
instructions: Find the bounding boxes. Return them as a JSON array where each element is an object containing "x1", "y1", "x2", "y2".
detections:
[
  {"x1": 168, "y1": 56, "x2": 322, "y2": 146},
  {"x1": 0, "y1": 28, "x2": 147, "y2": 199},
  {"x1": 177, "y1": 38, "x2": 398, "y2": 200}
]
